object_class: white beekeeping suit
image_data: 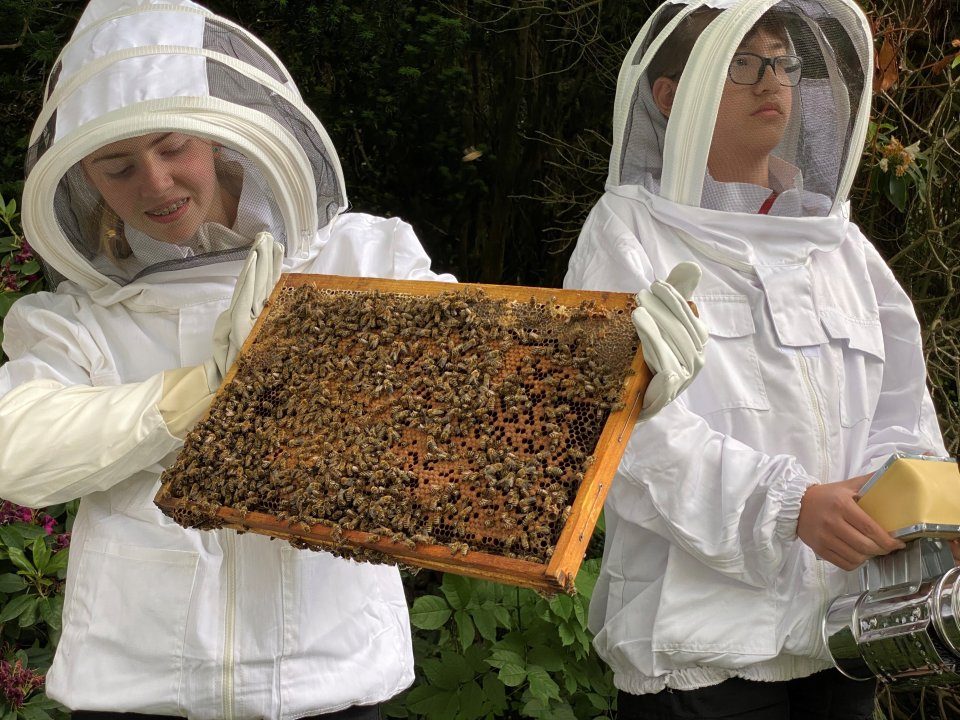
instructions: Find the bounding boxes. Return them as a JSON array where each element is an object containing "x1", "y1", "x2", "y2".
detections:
[
  {"x1": 0, "y1": 1, "x2": 454, "y2": 717},
  {"x1": 564, "y1": 0, "x2": 947, "y2": 697}
]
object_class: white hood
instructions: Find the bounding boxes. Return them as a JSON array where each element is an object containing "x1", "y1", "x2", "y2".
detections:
[
  {"x1": 608, "y1": 0, "x2": 872, "y2": 216},
  {"x1": 22, "y1": 0, "x2": 347, "y2": 298}
]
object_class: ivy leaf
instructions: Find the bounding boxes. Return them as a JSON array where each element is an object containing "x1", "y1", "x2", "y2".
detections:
[
  {"x1": 575, "y1": 558, "x2": 601, "y2": 599},
  {"x1": 470, "y1": 579, "x2": 497, "y2": 604},
  {"x1": 405, "y1": 684, "x2": 457, "y2": 717},
  {"x1": 421, "y1": 658, "x2": 462, "y2": 690},
  {"x1": 489, "y1": 602, "x2": 513, "y2": 629},
  {"x1": 0, "y1": 573, "x2": 28, "y2": 593},
  {"x1": 572, "y1": 595, "x2": 586, "y2": 626},
  {"x1": 548, "y1": 593, "x2": 573, "y2": 620},
  {"x1": 441, "y1": 574, "x2": 473, "y2": 610},
  {"x1": 454, "y1": 609, "x2": 475, "y2": 650},
  {"x1": 481, "y1": 673, "x2": 508, "y2": 714},
  {"x1": 485, "y1": 647, "x2": 524, "y2": 669},
  {"x1": 409, "y1": 595, "x2": 451, "y2": 630},
  {"x1": 526, "y1": 665, "x2": 561, "y2": 702},
  {"x1": 437, "y1": 649, "x2": 473, "y2": 686},
  {"x1": 380, "y1": 696, "x2": 408, "y2": 718},
  {"x1": 455, "y1": 679, "x2": 486, "y2": 720},
  {"x1": 460, "y1": 643, "x2": 489, "y2": 672},
  {"x1": 528, "y1": 646, "x2": 564, "y2": 672},
  {"x1": 471, "y1": 606, "x2": 498, "y2": 642},
  {"x1": 0, "y1": 236, "x2": 18, "y2": 253},
  {"x1": 587, "y1": 692, "x2": 611, "y2": 711},
  {"x1": 557, "y1": 620, "x2": 576, "y2": 647},
  {"x1": 548, "y1": 703, "x2": 578, "y2": 720},
  {"x1": 522, "y1": 697, "x2": 548, "y2": 718},
  {"x1": 497, "y1": 661, "x2": 527, "y2": 687}
]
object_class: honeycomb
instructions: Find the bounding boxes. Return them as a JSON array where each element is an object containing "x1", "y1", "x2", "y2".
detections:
[{"x1": 157, "y1": 279, "x2": 640, "y2": 577}]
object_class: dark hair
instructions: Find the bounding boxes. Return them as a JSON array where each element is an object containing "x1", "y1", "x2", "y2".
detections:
[{"x1": 646, "y1": 5, "x2": 791, "y2": 87}]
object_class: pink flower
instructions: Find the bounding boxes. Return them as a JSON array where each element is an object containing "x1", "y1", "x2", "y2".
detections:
[
  {"x1": 1, "y1": 268, "x2": 19, "y2": 292},
  {"x1": 0, "y1": 501, "x2": 31, "y2": 525},
  {"x1": 41, "y1": 515, "x2": 56, "y2": 535},
  {"x1": 0, "y1": 658, "x2": 44, "y2": 710},
  {"x1": 54, "y1": 533, "x2": 71, "y2": 550}
]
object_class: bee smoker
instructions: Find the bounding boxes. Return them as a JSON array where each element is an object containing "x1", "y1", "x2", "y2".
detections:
[{"x1": 823, "y1": 455, "x2": 960, "y2": 688}]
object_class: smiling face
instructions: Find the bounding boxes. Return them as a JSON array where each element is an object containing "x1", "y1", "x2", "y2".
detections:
[
  {"x1": 81, "y1": 132, "x2": 237, "y2": 246},
  {"x1": 708, "y1": 28, "x2": 794, "y2": 181}
]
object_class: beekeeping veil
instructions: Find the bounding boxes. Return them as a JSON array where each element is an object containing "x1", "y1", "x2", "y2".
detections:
[
  {"x1": 612, "y1": 0, "x2": 871, "y2": 218},
  {"x1": 22, "y1": 0, "x2": 346, "y2": 293}
]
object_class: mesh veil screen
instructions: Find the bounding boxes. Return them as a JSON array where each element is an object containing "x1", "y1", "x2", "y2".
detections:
[
  {"x1": 622, "y1": 0, "x2": 867, "y2": 217},
  {"x1": 55, "y1": 134, "x2": 280, "y2": 284}
]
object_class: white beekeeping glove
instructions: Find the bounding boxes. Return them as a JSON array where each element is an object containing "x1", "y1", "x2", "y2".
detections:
[
  {"x1": 160, "y1": 232, "x2": 283, "y2": 437},
  {"x1": 204, "y1": 231, "x2": 284, "y2": 390},
  {"x1": 632, "y1": 261, "x2": 708, "y2": 420}
]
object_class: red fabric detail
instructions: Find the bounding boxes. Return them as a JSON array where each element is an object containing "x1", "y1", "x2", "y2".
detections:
[{"x1": 758, "y1": 191, "x2": 779, "y2": 215}]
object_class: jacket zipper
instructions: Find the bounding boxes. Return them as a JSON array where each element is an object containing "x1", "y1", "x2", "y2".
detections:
[
  {"x1": 222, "y1": 530, "x2": 237, "y2": 720},
  {"x1": 795, "y1": 350, "x2": 831, "y2": 646}
]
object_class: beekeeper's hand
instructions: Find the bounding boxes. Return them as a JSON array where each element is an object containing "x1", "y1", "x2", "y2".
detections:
[
  {"x1": 159, "y1": 233, "x2": 283, "y2": 438},
  {"x1": 797, "y1": 475, "x2": 906, "y2": 571},
  {"x1": 633, "y1": 262, "x2": 708, "y2": 420}
]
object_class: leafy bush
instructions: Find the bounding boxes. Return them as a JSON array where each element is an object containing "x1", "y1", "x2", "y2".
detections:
[
  {"x1": 0, "y1": 2, "x2": 957, "y2": 719},
  {"x1": 0, "y1": 501, "x2": 72, "y2": 720},
  {"x1": 0, "y1": 196, "x2": 42, "y2": 363},
  {"x1": 387, "y1": 560, "x2": 615, "y2": 720}
]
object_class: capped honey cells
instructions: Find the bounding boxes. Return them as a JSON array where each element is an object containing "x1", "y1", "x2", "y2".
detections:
[{"x1": 157, "y1": 281, "x2": 640, "y2": 571}]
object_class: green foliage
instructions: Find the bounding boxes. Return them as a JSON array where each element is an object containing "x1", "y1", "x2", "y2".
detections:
[
  {"x1": 0, "y1": 502, "x2": 74, "y2": 719},
  {"x1": 0, "y1": 195, "x2": 43, "y2": 362},
  {"x1": 385, "y1": 560, "x2": 615, "y2": 720},
  {"x1": 0, "y1": 1, "x2": 956, "y2": 718},
  {"x1": 852, "y1": 0, "x2": 960, "y2": 458}
]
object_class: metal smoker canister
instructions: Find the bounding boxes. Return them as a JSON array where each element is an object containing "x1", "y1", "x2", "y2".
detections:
[{"x1": 824, "y1": 564, "x2": 960, "y2": 687}]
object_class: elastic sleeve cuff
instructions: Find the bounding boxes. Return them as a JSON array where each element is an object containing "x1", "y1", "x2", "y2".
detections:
[{"x1": 773, "y1": 472, "x2": 820, "y2": 541}]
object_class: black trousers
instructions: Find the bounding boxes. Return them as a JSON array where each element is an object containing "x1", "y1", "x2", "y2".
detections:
[
  {"x1": 71, "y1": 704, "x2": 380, "y2": 720},
  {"x1": 618, "y1": 669, "x2": 877, "y2": 720}
]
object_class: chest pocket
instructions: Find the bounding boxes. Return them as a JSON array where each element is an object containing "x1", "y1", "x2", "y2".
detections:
[
  {"x1": 821, "y1": 310, "x2": 885, "y2": 427},
  {"x1": 684, "y1": 297, "x2": 770, "y2": 415}
]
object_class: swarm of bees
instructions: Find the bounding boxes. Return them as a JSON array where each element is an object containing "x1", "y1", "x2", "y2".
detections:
[{"x1": 159, "y1": 285, "x2": 637, "y2": 567}]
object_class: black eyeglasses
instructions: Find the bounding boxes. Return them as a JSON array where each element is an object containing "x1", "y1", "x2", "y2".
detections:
[{"x1": 728, "y1": 53, "x2": 803, "y2": 86}]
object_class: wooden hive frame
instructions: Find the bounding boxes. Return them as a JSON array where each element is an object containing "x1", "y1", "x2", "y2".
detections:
[{"x1": 155, "y1": 274, "x2": 651, "y2": 595}]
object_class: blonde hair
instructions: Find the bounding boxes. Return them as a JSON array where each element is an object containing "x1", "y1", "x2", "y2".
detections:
[{"x1": 97, "y1": 204, "x2": 132, "y2": 262}]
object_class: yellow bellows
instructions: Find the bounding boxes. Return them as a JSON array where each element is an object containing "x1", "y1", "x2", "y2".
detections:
[{"x1": 858, "y1": 457, "x2": 960, "y2": 537}]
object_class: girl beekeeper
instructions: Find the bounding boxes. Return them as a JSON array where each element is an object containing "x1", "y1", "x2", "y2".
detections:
[
  {"x1": 565, "y1": 0, "x2": 948, "y2": 718},
  {"x1": 0, "y1": 0, "x2": 456, "y2": 718}
]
